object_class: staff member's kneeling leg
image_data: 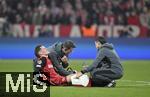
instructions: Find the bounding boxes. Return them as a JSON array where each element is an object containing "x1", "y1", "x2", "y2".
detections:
[{"x1": 90, "y1": 69, "x2": 116, "y2": 87}]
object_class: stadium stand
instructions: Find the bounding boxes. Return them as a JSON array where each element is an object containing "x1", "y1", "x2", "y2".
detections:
[{"x1": 0, "y1": 0, "x2": 150, "y2": 37}]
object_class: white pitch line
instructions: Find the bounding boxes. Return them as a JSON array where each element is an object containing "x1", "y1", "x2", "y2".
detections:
[
  {"x1": 117, "y1": 80, "x2": 150, "y2": 84},
  {"x1": 116, "y1": 80, "x2": 150, "y2": 87},
  {"x1": 118, "y1": 84, "x2": 150, "y2": 87}
]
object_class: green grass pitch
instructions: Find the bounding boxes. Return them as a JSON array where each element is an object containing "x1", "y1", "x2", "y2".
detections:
[{"x1": 0, "y1": 59, "x2": 150, "y2": 97}]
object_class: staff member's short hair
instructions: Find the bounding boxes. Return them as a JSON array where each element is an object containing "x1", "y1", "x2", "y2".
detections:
[
  {"x1": 63, "y1": 40, "x2": 76, "y2": 49},
  {"x1": 95, "y1": 36, "x2": 107, "y2": 44}
]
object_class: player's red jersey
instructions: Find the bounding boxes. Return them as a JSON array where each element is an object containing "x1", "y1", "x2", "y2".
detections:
[{"x1": 42, "y1": 57, "x2": 67, "y2": 85}]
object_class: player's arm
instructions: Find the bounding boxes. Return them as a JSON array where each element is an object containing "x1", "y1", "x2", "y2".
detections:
[
  {"x1": 61, "y1": 55, "x2": 69, "y2": 68},
  {"x1": 48, "y1": 52, "x2": 73, "y2": 76},
  {"x1": 62, "y1": 62, "x2": 69, "y2": 68}
]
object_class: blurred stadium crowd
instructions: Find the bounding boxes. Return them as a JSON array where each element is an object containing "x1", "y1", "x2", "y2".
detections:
[{"x1": 0, "y1": 0, "x2": 150, "y2": 37}]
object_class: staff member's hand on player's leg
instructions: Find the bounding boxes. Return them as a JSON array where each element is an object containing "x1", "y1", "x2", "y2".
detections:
[{"x1": 75, "y1": 72, "x2": 83, "y2": 78}]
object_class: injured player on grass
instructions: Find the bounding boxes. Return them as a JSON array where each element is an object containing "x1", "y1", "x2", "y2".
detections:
[{"x1": 33, "y1": 44, "x2": 90, "y2": 87}]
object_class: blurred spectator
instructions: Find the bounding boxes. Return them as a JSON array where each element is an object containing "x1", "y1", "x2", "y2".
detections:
[
  {"x1": 32, "y1": 8, "x2": 43, "y2": 25},
  {"x1": 0, "y1": 0, "x2": 149, "y2": 26},
  {"x1": 0, "y1": 18, "x2": 6, "y2": 36},
  {"x1": 119, "y1": 27, "x2": 133, "y2": 38},
  {"x1": 0, "y1": 0, "x2": 150, "y2": 37},
  {"x1": 117, "y1": 14, "x2": 127, "y2": 25},
  {"x1": 139, "y1": 7, "x2": 149, "y2": 37},
  {"x1": 127, "y1": 11, "x2": 140, "y2": 25},
  {"x1": 49, "y1": 1, "x2": 61, "y2": 25},
  {"x1": 39, "y1": 25, "x2": 53, "y2": 37},
  {"x1": 104, "y1": 10, "x2": 116, "y2": 25}
]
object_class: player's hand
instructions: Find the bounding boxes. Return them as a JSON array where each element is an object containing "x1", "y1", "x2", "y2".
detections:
[
  {"x1": 42, "y1": 74, "x2": 47, "y2": 80},
  {"x1": 66, "y1": 74, "x2": 74, "y2": 82},
  {"x1": 61, "y1": 56, "x2": 68, "y2": 63},
  {"x1": 76, "y1": 72, "x2": 83, "y2": 78}
]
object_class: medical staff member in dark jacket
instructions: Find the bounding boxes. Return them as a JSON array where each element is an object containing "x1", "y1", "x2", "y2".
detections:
[
  {"x1": 76, "y1": 37, "x2": 123, "y2": 87},
  {"x1": 47, "y1": 40, "x2": 76, "y2": 76}
]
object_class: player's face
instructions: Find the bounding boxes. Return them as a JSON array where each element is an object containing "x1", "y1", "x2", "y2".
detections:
[
  {"x1": 39, "y1": 46, "x2": 49, "y2": 57},
  {"x1": 95, "y1": 41, "x2": 101, "y2": 49},
  {"x1": 63, "y1": 47, "x2": 73, "y2": 54}
]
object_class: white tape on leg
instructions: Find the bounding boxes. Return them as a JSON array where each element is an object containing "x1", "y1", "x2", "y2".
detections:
[
  {"x1": 71, "y1": 74, "x2": 81, "y2": 85},
  {"x1": 79, "y1": 75, "x2": 89, "y2": 87},
  {"x1": 71, "y1": 74, "x2": 89, "y2": 87}
]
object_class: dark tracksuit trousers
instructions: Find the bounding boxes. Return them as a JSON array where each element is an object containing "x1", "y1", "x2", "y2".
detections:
[{"x1": 90, "y1": 67, "x2": 123, "y2": 87}]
